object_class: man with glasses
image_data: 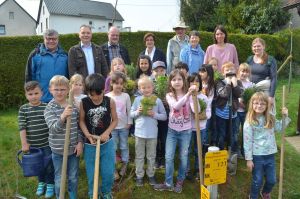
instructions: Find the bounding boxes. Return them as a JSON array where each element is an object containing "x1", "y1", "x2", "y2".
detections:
[{"x1": 25, "y1": 29, "x2": 68, "y2": 103}]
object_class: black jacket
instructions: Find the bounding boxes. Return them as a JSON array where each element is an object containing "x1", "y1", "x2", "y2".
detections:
[
  {"x1": 139, "y1": 48, "x2": 166, "y2": 65},
  {"x1": 100, "y1": 43, "x2": 131, "y2": 68}
]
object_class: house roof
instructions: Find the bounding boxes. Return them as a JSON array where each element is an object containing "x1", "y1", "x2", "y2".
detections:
[
  {"x1": 38, "y1": 0, "x2": 124, "y2": 21},
  {"x1": 0, "y1": 0, "x2": 36, "y2": 22},
  {"x1": 282, "y1": 0, "x2": 300, "y2": 10}
]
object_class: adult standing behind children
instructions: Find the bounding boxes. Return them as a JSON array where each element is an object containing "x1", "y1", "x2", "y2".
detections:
[
  {"x1": 101, "y1": 26, "x2": 131, "y2": 68},
  {"x1": 204, "y1": 25, "x2": 239, "y2": 72},
  {"x1": 25, "y1": 29, "x2": 68, "y2": 103},
  {"x1": 180, "y1": 30, "x2": 205, "y2": 74},
  {"x1": 140, "y1": 32, "x2": 166, "y2": 65},
  {"x1": 166, "y1": 21, "x2": 189, "y2": 74},
  {"x1": 68, "y1": 25, "x2": 109, "y2": 79}
]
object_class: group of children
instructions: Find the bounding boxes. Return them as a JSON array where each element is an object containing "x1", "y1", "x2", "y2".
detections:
[{"x1": 19, "y1": 54, "x2": 289, "y2": 199}]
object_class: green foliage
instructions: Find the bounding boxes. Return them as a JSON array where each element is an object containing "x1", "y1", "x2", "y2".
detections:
[
  {"x1": 125, "y1": 64, "x2": 137, "y2": 80},
  {"x1": 140, "y1": 95, "x2": 157, "y2": 115},
  {"x1": 155, "y1": 76, "x2": 168, "y2": 100},
  {"x1": 242, "y1": 87, "x2": 259, "y2": 110},
  {"x1": 124, "y1": 79, "x2": 136, "y2": 96}
]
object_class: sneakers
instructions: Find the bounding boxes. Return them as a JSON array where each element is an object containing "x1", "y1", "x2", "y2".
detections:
[
  {"x1": 261, "y1": 192, "x2": 271, "y2": 199},
  {"x1": 173, "y1": 180, "x2": 184, "y2": 193},
  {"x1": 154, "y1": 183, "x2": 173, "y2": 191},
  {"x1": 185, "y1": 171, "x2": 194, "y2": 182},
  {"x1": 119, "y1": 162, "x2": 127, "y2": 176},
  {"x1": 45, "y1": 184, "x2": 54, "y2": 198},
  {"x1": 136, "y1": 177, "x2": 143, "y2": 187},
  {"x1": 114, "y1": 170, "x2": 120, "y2": 181},
  {"x1": 36, "y1": 182, "x2": 45, "y2": 196},
  {"x1": 148, "y1": 176, "x2": 157, "y2": 186}
]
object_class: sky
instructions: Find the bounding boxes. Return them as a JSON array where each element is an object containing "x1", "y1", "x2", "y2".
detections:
[{"x1": 0, "y1": 0, "x2": 181, "y2": 32}]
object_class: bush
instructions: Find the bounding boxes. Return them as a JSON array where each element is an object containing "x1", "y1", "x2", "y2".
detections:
[{"x1": 0, "y1": 31, "x2": 292, "y2": 109}]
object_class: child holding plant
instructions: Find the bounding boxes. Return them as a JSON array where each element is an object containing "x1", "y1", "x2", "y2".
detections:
[{"x1": 130, "y1": 75, "x2": 167, "y2": 186}]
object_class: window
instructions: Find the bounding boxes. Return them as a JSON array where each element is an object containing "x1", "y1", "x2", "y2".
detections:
[
  {"x1": 41, "y1": 22, "x2": 43, "y2": 33},
  {"x1": 9, "y1": 12, "x2": 14, "y2": 20},
  {"x1": 108, "y1": 22, "x2": 113, "y2": 28},
  {"x1": 0, "y1": 25, "x2": 5, "y2": 35},
  {"x1": 46, "y1": 18, "x2": 48, "y2": 29},
  {"x1": 43, "y1": 6, "x2": 45, "y2": 15},
  {"x1": 89, "y1": 21, "x2": 93, "y2": 25}
]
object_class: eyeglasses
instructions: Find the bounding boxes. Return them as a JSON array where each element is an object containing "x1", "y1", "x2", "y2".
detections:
[
  {"x1": 45, "y1": 37, "x2": 58, "y2": 41},
  {"x1": 53, "y1": 88, "x2": 67, "y2": 92},
  {"x1": 252, "y1": 102, "x2": 267, "y2": 106}
]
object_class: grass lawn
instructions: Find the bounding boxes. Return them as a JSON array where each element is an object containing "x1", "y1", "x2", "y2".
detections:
[{"x1": 0, "y1": 78, "x2": 299, "y2": 199}]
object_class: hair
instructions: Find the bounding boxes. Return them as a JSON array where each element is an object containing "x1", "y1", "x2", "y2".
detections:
[
  {"x1": 110, "y1": 57, "x2": 127, "y2": 75},
  {"x1": 168, "y1": 69, "x2": 187, "y2": 100},
  {"x1": 175, "y1": 61, "x2": 189, "y2": 72},
  {"x1": 221, "y1": 61, "x2": 235, "y2": 74},
  {"x1": 138, "y1": 75, "x2": 153, "y2": 88},
  {"x1": 189, "y1": 30, "x2": 200, "y2": 37},
  {"x1": 208, "y1": 57, "x2": 218, "y2": 65},
  {"x1": 187, "y1": 73, "x2": 202, "y2": 92},
  {"x1": 24, "y1": 81, "x2": 41, "y2": 92},
  {"x1": 237, "y1": 63, "x2": 251, "y2": 79},
  {"x1": 199, "y1": 64, "x2": 214, "y2": 95},
  {"x1": 70, "y1": 74, "x2": 84, "y2": 86},
  {"x1": 143, "y1": 32, "x2": 155, "y2": 42},
  {"x1": 49, "y1": 75, "x2": 69, "y2": 87},
  {"x1": 43, "y1": 29, "x2": 58, "y2": 38},
  {"x1": 246, "y1": 92, "x2": 274, "y2": 129},
  {"x1": 110, "y1": 71, "x2": 127, "y2": 91},
  {"x1": 213, "y1": 25, "x2": 227, "y2": 44},
  {"x1": 80, "y1": 24, "x2": 92, "y2": 31},
  {"x1": 136, "y1": 55, "x2": 152, "y2": 79},
  {"x1": 85, "y1": 73, "x2": 105, "y2": 95},
  {"x1": 252, "y1": 37, "x2": 268, "y2": 64}
]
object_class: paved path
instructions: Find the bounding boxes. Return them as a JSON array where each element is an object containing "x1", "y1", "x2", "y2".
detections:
[{"x1": 286, "y1": 136, "x2": 300, "y2": 153}]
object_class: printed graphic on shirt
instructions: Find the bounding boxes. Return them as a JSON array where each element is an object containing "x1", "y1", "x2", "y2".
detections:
[
  {"x1": 170, "y1": 104, "x2": 190, "y2": 127},
  {"x1": 87, "y1": 106, "x2": 107, "y2": 132}
]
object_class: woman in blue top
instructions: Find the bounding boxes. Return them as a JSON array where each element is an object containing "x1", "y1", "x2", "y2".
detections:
[{"x1": 180, "y1": 30, "x2": 205, "y2": 74}]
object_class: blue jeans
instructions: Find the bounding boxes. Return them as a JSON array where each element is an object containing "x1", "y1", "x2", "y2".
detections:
[
  {"x1": 84, "y1": 139, "x2": 115, "y2": 197},
  {"x1": 112, "y1": 128, "x2": 129, "y2": 162},
  {"x1": 52, "y1": 152, "x2": 79, "y2": 199},
  {"x1": 187, "y1": 129, "x2": 207, "y2": 171},
  {"x1": 38, "y1": 146, "x2": 54, "y2": 184},
  {"x1": 165, "y1": 128, "x2": 192, "y2": 186},
  {"x1": 236, "y1": 111, "x2": 246, "y2": 154},
  {"x1": 216, "y1": 115, "x2": 238, "y2": 153},
  {"x1": 250, "y1": 154, "x2": 276, "y2": 199}
]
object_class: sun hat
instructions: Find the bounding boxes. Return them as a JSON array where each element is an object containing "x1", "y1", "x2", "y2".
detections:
[
  {"x1": 173, "y1": 21, "x2": 189, "y2": 30},
  {"x1": 152, "y1": 61, "x2": 166, "y2": 70}
]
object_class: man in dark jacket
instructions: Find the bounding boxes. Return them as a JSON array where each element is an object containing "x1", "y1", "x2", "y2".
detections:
[
  {"x1": 68, "y1": 25, "x2": 108, "y2": 78},
  {"x1": 25, "y1": 29, "x2": 68, "y2": 103},
  {"x1": 100, "y1": 26, "x2": 131, "y2": 68}
]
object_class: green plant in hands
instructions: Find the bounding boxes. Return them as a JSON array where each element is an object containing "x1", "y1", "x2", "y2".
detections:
[
  {"x1": 242, "y1": 87, "x2": 259, "y2": 110},
  {"x1": 214, "y1": 70, "x2": 223, "y2": 80},
  {"x1": 125, "y1": 64, "x2": 137, "y2": 80},
  {"x1": 155, "y1": 76, "x2": 168, "y2": 100},
  {"x1": 124, "y1": 79, "x2": 136, "y2": 96},
  {"x1": 140, "y1": 95, "x2": 157, "y2": 115}
]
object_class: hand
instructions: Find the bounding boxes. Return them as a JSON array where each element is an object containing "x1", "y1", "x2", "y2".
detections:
[
  {"x1": 247, "y1": 160, "x2": 254, "y2": 172},
  {"x1": 21, "y1": 142, "x2": 30, "y2": 152},
  {"x1": 147, "y1": 110, "x2": 155, "y2": 117},
  {"x1": 74, "y1": 142, "x2": 83, "y2": 157},
  {"x1": 87, "y1": 133, "x2": 96, "y2": 145},
  {"x1": 231, "y1": 76, "x2": 238, "y2": 87},
  {"x1": 188, "y1": 84, "x2": 197, "y2": 94},
  {"x1": 281, "y1": 107, "x2": 288, "y2": 116},
  {"x1": 61, "y1": 105, "x2": 73, "y2": 121},
  {"x1": 137, "y1": 106, "x2": 143, "y2": 114},
  {"x1": 100, "y1": 133, "x2": 110, "y2": 142}
]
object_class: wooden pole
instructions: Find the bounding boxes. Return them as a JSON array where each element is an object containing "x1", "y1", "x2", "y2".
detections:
[
  {"x1": 59, "y1": 91, "x2": 73, "y2": 199},
  {"x1": 192, "y1": 92, "x2": 204, "y2": 185},
  {"x1": 93, "y1": 136, "x2": 101, "y2": 199},
  {"x1": 278, "y1": 86, "x2": 286, "y2": 199}
]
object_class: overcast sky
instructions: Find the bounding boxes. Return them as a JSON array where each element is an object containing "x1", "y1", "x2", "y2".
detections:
[{"x1": 0, "y1": 0, "x2": 180, "y2": 32}]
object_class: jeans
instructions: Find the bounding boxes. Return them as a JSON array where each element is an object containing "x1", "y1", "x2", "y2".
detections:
[
  {"x1": 165, "y1": 128, "x2": 192, "y2": 186},
  {"x1": 84, "y1": 139, "x2": 115, "y2": 197},
  {"x1": 216, "y1": 115, "x2": 238, "y2": 153},
  {"x1": 52, "y1": 152, "x2": 79, "y2": 199},
  {"x1": 135, "y1": 137, "x2": 157, "y2": 178},
  {"x1": 187, "y1": 129, "x2": 207, "y2": 171},
  {"x1": 156, "y1": 119, "x2": 168, "y2": 162},
  {"x1": 38, "y1": 146, "x2": 54, "y2": 184},
  {"x1": 112, "y1": 128, "x2": 129, "y2": 163},
  {"x1": 250, "y1": 154, "x2": 276, "y2": 199},
  {"x1": 236, "y1": 111, "x2": 246, "y2": 154}
]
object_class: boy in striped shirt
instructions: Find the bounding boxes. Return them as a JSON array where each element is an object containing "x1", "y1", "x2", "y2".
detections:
[{"x1": 18, "y1": 81, "x2": 54, "y2": 198}]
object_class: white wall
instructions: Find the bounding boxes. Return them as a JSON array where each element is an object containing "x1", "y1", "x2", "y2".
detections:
[
  {"x1": 289, "y1": 7, "x2": 300, "y2": 29},
  {"x1": 0, "y1": 0, "x2": 36, "y2": 36},
  {"x1": 36, "y1": 0, "x2": 50, "y2": 35}
]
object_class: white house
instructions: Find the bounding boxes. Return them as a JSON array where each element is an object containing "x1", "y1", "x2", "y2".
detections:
[
  {"x1": 36, "y1": 0, "x2": 124, "y2": 35},
  {"x1": 282, "y1": 0, "x2": 300, "y2": 28},
  {"x1": 0, "y1": 0, "x2": 36, "y2": 36}
]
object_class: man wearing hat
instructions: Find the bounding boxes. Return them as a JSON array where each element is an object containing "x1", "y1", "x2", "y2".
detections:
[{"x1": 166, "y1": 21, "x2": 189, "y2": 74}]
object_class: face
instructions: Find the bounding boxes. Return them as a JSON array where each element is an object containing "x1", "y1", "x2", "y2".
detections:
[
  {"x1": 71, "y1": 80, "x2": 84, "y2": 95},
  {"x1": 152, "y1": 67, "x2": 166, "y2": 77},
  {"x1": 252, "y1": 99, "x2": 267, "y2": 115},
  {"x1": 25, "y1": 87, "x2": 42, "y2": 106},
  {"x1": 112, "y1": 78, "x2": 124, "y2": 93},
  {"x1": 252, "y1": 41, "x2": 265, "y2": 56},
  {"x1": 189, "y1": 35, "x2": 200, "y2": 47},
  {"x1": 145, "y1": 36, "x2": 154, "y2": 48},
  {"x1": 89, "y1": 91, "x2": 103, "y2": 103},
  {"x1": 179, "y1": 68, "x2": 188, "y2": 77},
  {"x1": 215, "y1": 29, "x2": 225, "y2": 44},
  {"x1": 79, "y1": 26, "x2": 92, "y2": 44},
  {"x1": 208, "y1": 60, "x2": 218, "y2": 71},
  {"x1": 171, "y1": 74, "x2": 184, "y2": 91},
  {"x1": 108, "y1": 27, "x2": 119, "y2": 45},
  {"x1": 223, "y1": 67, "x2": 235, "y2": 76},
  {"x1": 112, "y1": 61, "x2": 125, "y2": 72},
  {"x1": 199, "y1": 70, "x2": 208, "y2": 81},
  {"x1": 44, "y1": 35, "x2": 58, "y2": 52},
  {"x1": 239, "y1": 69, "x2": 250, "y2": 80},
  {"x1": 50, "y1": 85, "x2": 68, "y2": 103},
  {"x1": 139, "y1": 83, "x2": 153, "y2": 97},
  {"x1": 139, "y1": 59, "x2": 149, "y2": 72},
  {"x1": 175, "y1": 28, "x2": 186, "y2": 38}
]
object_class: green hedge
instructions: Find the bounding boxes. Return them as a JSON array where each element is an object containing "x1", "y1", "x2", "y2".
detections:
[{"x1": 0, "y1": 31, "x2": 291, "y2": 109}]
